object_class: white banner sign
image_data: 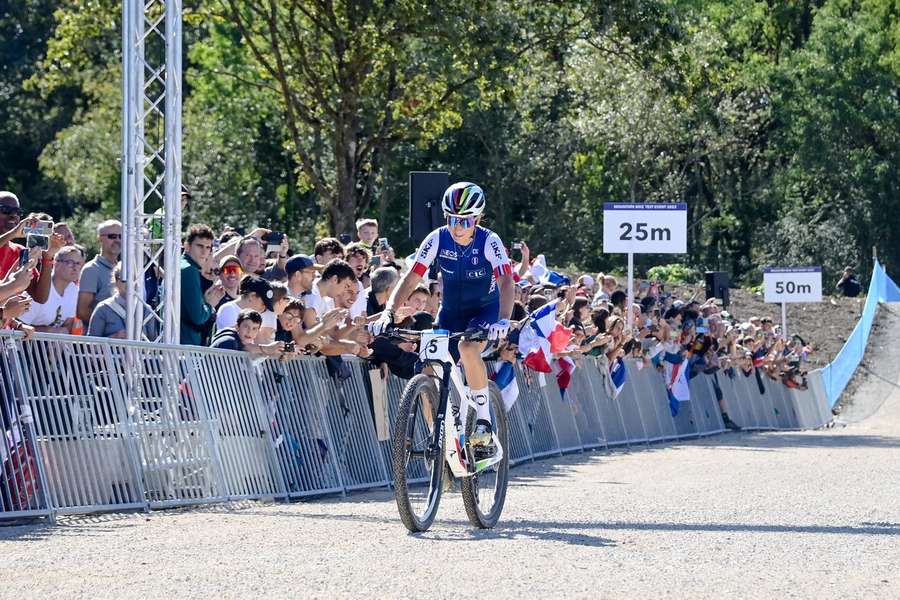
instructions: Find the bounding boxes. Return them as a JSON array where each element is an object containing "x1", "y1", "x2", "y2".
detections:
[
  {"x1": 602, "y1": 203, "x2": 687, "y2": 254},
  {"x1": 763, "y1": 267, "x2": 822, "y2": 303}
]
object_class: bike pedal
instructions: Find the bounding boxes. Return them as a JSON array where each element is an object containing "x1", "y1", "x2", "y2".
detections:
[{"x1": 472, "y1": 445, "x2": 497, "y2": 460}]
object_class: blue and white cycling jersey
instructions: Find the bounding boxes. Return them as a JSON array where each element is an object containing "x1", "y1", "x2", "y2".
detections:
[{"x1": 411, "y1": 226, "x2": 512, "y2": 317}]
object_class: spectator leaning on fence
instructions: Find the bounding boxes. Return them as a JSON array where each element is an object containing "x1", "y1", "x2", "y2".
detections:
[
  {"x1": 87, "y1": 262, "x2": 158, "y2": 339},
  {"x1": 366, "y1": 267, "x2": 399, "y2": 316},
  {"x1": 210, "y1": 309, "x2": 262, "y2": 352},
  {"x1": 216, "y1": 274, "x2": 275, "y2": 334},
  {"x1": 285, "y1": 254, "x2": 321, "y2": 298},
  {"x1": 19, "y1": 245, "x2": 82, "y2": 333},
  {"x1": 302, "y1": 258, "x2": 355, "y2": 328},
  {"x1": 180, "y1": 225, "x2": 225, "y2": 346},
  {"x1": 343, "y1": 243, "x2": 370, "y2": 316},
  {"x1": 77, "y1": 219, "x2": 121, "y2": 322}
]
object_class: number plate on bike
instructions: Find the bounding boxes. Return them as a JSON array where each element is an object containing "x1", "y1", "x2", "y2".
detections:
[{"x1": 419, "y1": 329, "x2": 451, "y2": 362}]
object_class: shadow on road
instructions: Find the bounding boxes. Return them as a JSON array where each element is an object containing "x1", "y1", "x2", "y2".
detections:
[{"x1": 237, "y1": 509, "x2": 900, "y2": 544}]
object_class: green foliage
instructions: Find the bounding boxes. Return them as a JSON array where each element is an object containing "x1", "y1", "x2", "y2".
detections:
[
  {"x1": 646, "y1": 263, "x2": 702, "y2": 283},
  {"x1": 2, "y1": 0, "x2": 899, "y2": 279}
]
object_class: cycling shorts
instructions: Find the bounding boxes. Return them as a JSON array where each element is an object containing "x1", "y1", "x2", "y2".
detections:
[{"x1": 437, "y1": 302, "x2": 499, "y2": 363}]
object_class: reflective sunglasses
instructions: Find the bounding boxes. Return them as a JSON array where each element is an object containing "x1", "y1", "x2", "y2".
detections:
[
  {"x1": 102, "y1": 233, "x2": 122, "y2": 240},
  {"x1": 447, "y1": 215, "x2": 476, "y2": 229},
  {"x1": 0, "y1": 205, "x2": 21, "y2": 216},
  {"x1": 221, "y1": 265, "x2": 243, "y2": 276}
]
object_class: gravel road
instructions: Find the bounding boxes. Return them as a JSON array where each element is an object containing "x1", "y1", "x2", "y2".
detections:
[{"x1": 3, "y1": 394, "x2": 899, "y2": 599}]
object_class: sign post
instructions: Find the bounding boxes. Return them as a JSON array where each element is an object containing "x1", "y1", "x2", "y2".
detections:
[
  {"x1": 603, "y1": 203, "x2": 688, "y2": 329},
  {"x1": 763, "y1": 267, "x2": 823, "y2": 337}
]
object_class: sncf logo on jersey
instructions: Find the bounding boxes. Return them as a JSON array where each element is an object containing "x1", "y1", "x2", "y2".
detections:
[
  {"x1": 418, "y1": 237, "x2": 435, "y2": 259},
  {"x1": 490, "y1": 240, "x2": 502, "y2": 260},
  {"x1": 439, "y1": 249, "x2": 458, "y2": 260}
]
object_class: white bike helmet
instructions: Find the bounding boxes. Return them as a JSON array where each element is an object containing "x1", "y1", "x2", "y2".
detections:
[{"x1": 441, "y1": 182, "x2": 485, "y2": 217}]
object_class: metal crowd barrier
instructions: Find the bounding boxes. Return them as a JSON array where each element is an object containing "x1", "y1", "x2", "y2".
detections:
[{"x1": 0, "y1": 331, "x2": 833, "y2": 521}]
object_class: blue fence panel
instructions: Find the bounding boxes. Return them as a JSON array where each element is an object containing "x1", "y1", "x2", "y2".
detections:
[{"x1": 822, "y1": 260, "x2": 900, "y2": 406}]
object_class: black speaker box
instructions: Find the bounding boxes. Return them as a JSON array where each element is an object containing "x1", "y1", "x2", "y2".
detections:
[
  {"x1": 409, "y1": 171, "x2": 449, "y2": 242},
  {"x1": 704, "y1": 271, "x2": 731, "y2": 307}
]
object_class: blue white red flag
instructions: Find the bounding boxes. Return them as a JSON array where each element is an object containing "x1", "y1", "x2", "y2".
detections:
[{"x1": 491, "y1": 361, "x2": 519, "y2": 412}]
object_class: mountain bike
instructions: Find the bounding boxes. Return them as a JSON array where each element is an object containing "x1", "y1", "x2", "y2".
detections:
[{"x1": 380, "y1": 328, "x2": 510, "y2": 533}]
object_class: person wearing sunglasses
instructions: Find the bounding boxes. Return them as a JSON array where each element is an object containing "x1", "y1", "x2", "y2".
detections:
[
  {"x1": 0, "y1": 191, "x2": 38, "y2": 281},
  {"x1": 18, "y1": 246, "x2": 84, "y2": 333},
  {"x1": 372, "y1": 181, "x2": 514, "y2": 448},
  {"x1": 216, "y1": 255, "x2": 244, "y2": 308},
  {"x1": 77, "y1": 219, "x2": 122, "y2": 322}
]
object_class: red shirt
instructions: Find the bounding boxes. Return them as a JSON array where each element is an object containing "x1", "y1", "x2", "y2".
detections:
[{"x1": 0, "y1": 242, "x2": 25, "y2": 280}]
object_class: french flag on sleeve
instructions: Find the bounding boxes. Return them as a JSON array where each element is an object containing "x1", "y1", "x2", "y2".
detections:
[
  {"x1": 519, "y1": 300, "x2": 559, "y2": 373},
  {"x1": 491, "y1": 362, "x2": 520, "y2": 412}
]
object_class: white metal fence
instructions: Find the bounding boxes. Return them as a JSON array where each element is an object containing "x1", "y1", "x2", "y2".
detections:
[{"x1": 0, "y1": 331, "x2": 833, "y2": 521}]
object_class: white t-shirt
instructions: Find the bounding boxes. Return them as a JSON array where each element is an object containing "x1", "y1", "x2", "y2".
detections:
[
  {"x1": 21, "y1": 281, "x2": 79, "y2": 327},
  {"x1": 306, "y1": 279, "x2": 335, "y2": 320},
  {"x1": 350, "y1": 280, "x2": 366, "y2": 319},
  {"x1": 215, "y1": 300, "x2": 276, "y2": 330}
]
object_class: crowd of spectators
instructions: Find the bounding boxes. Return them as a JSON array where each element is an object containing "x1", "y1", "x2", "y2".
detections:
[{"x1": 0, "y1": 188, "x2": 833, "y2": 431}]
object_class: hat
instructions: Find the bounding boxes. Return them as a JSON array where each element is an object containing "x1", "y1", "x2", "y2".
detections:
[
  {"x1": 218, "y1": 254, "x2": 242, "y2": 270},
  {"x1": 580, "y1": 275, "x2": 595, "y2": 287},
  {"x1": 285, "y1": 254, "x2": 323, "y2": 277},
  {"x1": 180, "y1": 183, "x2": 192, "y2": 199},
  {"x1": 516, "y1": 280, "x2": 533, "y2": 290},
  {"x1": 672, "y1": 300, "x2": 685, "y2": 309},
  {"x1": 239, "y1": 276, "x2": 274, "y2": 311}
]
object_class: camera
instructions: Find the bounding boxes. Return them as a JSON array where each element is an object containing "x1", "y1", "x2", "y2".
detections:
[
  {"x1": 283, "y1": 341, "x2": 295, "y2": 353},
  {"x1": 261, "y1": 231, "x2": 285, "y2": 254},
  {"x1": 26, "y1": 233, "x2": 49, "y2": 251},
  {"x1": 378, "y1": 237, "x2": 390, "y2": 251},
  {"x1": 512, "y1": 242, "x2": 522, "y2": 251},
  {"x1": 18, "y1": 249, "x2": 29, "y2": 268}
]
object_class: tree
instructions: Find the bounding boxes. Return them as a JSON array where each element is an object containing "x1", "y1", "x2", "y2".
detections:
[{"x1": 220, "y1": 0, "x2": 604, "y2": 234}]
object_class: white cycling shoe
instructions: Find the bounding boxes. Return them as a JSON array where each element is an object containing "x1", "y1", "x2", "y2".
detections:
[{"x1": 470, "y1": 419, "x2": 494, "y2": 447}]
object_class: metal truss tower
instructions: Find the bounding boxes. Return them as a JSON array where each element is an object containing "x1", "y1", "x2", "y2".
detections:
[{"x1": 121, "y1": 0, "x2": 182, "y2": 343}]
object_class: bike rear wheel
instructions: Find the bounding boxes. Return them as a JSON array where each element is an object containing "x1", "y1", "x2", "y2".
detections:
[
  {"x1": 461, "y1": 383, "x2": 510, "y2": 529},
  {"x1": 392, "y1": 374, "x2": 444, "y2": 533}
]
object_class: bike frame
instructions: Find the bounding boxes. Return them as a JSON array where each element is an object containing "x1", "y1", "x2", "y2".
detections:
[{"x1": 417, "y1": 352, "x2": 503, "y2": 479}]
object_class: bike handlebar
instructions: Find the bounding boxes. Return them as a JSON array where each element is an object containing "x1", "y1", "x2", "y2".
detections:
[{"x1": 376, "y1": 327, "x2": 490, "y2": 343}]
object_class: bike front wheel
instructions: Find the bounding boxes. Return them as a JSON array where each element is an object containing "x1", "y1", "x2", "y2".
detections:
[
  {"x1": 461, "y1": 382, "x2": 510, "y2": 529},
  {"x1": 392, "y1": 374, "x2": 443, "y2": 533}
]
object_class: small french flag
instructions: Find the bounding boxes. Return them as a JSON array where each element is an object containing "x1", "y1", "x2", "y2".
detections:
[
  {"x1": 609, "y1": 356, "x2": 627, "y2": 398},
  {"x1": 491, "y1": 361, "x2": 520, "y2": 412},
  {"x1": 554, "y1": 356, "x2": 576, "y2": 400}
]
